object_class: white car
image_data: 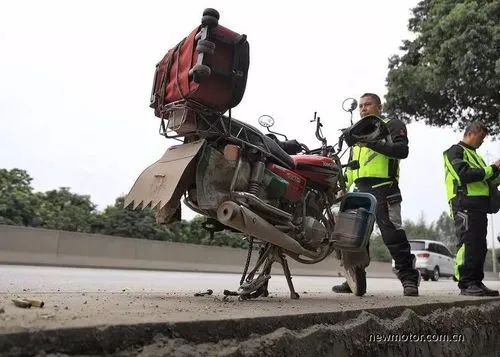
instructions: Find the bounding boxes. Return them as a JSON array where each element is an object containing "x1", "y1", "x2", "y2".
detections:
[{"x1": 392, "y1": 239, "x2": 455, "y2": 281}]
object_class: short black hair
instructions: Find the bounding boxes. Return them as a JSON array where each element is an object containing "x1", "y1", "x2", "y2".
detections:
[
  {"x1": 464, "y1": 121, "x2": 488, "y2": 136},
  {"x1": 360, "y1": 93, "x2": 381, "y2": 105}
]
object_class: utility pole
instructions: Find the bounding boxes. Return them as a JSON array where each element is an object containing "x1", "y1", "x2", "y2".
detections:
[
  {"x1": 492, "y1": 216, "x2": 497, "y2": 274},
  {"x1": 486, "y1": 150, "x2": 497, "y2": 273}
]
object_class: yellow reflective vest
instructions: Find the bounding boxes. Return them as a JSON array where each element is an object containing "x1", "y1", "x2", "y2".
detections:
[{"x1": 443, "y1": 145, "x2": 494, "y2": 202}]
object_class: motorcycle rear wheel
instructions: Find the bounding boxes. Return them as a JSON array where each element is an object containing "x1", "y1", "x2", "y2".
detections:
[{"x1": 345, "y1": 265, "x2": 367, "y2": 296}]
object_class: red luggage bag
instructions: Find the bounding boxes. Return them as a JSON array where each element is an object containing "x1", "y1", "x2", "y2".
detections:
[{"x1": 149, "y1": 8, "x2": 250, "y2": 118}]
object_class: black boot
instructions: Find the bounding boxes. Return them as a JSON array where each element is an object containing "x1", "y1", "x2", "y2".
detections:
[
  {"x1": 398, "y1": 257, "x2": 420, "y2": 297},
  {"x1": 402, "y1": 274, "x2": 420, "y2": 297},
  {"x1": 479, "y1": 282, "x2": 499, "y2": 297},
  {"x1": 460, "y1": 284, "x2": 485, "y2": 296},
  {"x1": 332, "y1": 281, "x2": 352, "y2": 293}
]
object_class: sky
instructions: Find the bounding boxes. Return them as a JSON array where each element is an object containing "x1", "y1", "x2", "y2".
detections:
[{"x1": 1, "y1": 0, "x2": 499, "y2": 249}]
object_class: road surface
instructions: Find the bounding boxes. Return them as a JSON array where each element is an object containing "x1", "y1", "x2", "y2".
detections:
[{"x1": 1, "y1": 264, "x2": 499, "y2": 334}]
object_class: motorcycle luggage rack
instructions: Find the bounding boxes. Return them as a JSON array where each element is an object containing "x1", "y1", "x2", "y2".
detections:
[{"x1": 158, "y1": 99, "x2": 293, "y2": 168}]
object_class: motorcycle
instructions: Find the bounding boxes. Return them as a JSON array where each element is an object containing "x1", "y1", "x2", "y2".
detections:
[{"x1": 124, "y1": 96, "x2": 381, "y2": 299}]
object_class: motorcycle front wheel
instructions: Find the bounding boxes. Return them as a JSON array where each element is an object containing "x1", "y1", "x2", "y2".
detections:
[{"x1": 345, "y1": 265, "x2": 367, "y2": 296}]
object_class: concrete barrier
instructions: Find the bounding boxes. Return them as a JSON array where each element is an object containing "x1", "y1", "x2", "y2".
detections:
[{"x1": 0, "y1": 224, "x2": 498, "y2": 280}]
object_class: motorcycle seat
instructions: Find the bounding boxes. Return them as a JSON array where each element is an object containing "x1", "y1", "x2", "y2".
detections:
[{"x1": 218, "y1": 116, "x2": 296, "y2": 169}]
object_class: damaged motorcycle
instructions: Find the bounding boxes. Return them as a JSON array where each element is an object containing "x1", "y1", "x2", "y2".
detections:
[{"x1": 124, "y1": 8, "x2": 384, "y2": 298}]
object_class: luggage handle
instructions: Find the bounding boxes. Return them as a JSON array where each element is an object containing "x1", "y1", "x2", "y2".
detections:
[{"x1": 149, "y1": 62, "x2": 161, "y2": 109}]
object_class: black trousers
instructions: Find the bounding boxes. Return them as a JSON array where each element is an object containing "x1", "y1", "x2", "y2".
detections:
[
  {"x1": 453, "y1": 209, "x2": 488, "y2": 289},
  {"x1": 358, "y1": 183, "x2": 419, "y2": 282}
]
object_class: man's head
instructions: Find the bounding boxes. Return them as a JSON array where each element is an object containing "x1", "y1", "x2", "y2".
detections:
[
  {"x1": 463, "y1": 121, "x2": 488, "y2": 149},
  {"x1": 359, "y1": 93, "x2": 382, "y2": 118}
]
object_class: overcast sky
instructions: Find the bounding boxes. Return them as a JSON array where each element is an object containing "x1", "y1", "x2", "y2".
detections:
[{"x1": 1, "y1": 0, "x2": 499, "y2": 248}]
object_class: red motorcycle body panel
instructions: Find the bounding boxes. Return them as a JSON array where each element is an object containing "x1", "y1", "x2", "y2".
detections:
[
  {"x1": 267, "y1": 163, "x2": 306, "y2": 201},
  {"x1": 291, "y1": 155, "x2": 340, "y2": 187}
]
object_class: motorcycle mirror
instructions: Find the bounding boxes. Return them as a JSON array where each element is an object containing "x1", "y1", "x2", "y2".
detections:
[
  {"x1": 342, "y1": 98, "x2": 358, "y2": 113},
  {"x1": 258, "y1": 115, "x2": 275, "y2": 128}
]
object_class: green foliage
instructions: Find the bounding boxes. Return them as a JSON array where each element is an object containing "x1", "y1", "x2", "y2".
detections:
[
  {"x1": 402, "y1": 210, "x2": 457, "y2": 253},
  {"x1": 0, "y1": 168, "x2": 249, "y2": 249},
  {"x1": 369, "y1": 234, "x2": 392, "y2": 262},
  {"x1": 385, "y1": 0, "x2": 500, "y2": 135},
  {"x1": 95, "y1": 196, "x2": 174, "y2": 240},
  {"x1": 4, "y1": 168, "x2": 495, "y2": 264},
  {"x1": 0, "y1": 169, "x2": 41, "y2": 227},
  {"x1": 35, "y1": 187, "x2": 99, "y2": 233},
  {"x1": 434, "y1": 211, "x2": 457, "y2": 253}
]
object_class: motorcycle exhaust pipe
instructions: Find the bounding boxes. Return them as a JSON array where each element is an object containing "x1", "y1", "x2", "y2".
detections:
[{"x1": 217, "y1": 201, "x2": 322, "y2": 259}]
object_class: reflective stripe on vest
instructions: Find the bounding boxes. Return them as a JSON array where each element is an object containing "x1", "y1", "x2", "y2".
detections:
[{"x1": 443, "y1": 145, "x2": 492, "y2": 202}]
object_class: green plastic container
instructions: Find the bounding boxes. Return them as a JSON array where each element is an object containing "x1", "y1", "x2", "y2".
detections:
[{"x1": 263, "y1": 169, "x2": 288, "y2": 198}]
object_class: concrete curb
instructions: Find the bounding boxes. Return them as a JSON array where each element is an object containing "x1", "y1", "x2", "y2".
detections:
[{"x1": 1, "y1": 298, "x2": 499, "y2": 357}]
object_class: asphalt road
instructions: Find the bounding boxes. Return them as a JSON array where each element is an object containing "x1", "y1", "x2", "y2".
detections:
[
  {"x1": 1, "y1": 264, "x2": 499, "y2": 334},
  {"x1": 0, "y1": 264, "x2": 474, "y2": 293}
]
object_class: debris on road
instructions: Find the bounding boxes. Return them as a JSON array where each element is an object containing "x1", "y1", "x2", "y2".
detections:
[
  {"x1": 0, "y1": 307, "x2": 5, "y2": 314},
  {"x1": 12, "y1": 299, "x2": 31, "y2": 308},
  {"x1": 12, "y1": 298, "x2": 45, "y2": 308},
  {"x1": 25, "y1": 299, "x2": 45, "y2": 308},
  {"x1": 194, "y1": 289, "x2": 213, "y2": 297}
]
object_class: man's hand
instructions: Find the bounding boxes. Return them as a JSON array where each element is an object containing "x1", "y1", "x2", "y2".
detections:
[
  {"x1": 494, "y1": 159, "x2": 500, "y2": 168},
  {"x1": 335, "y1": 190, "x2": 346, "y2": 202}
]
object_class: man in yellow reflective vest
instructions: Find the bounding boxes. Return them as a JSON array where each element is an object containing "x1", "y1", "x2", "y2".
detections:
[
  {"x1": 443, "y1": 121, "x2": 500, "y2": 296},
  {"x1": 332, "y1": 93, "x2": 420, "y2": 296}
]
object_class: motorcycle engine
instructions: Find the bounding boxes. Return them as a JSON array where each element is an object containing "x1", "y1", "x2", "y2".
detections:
[{"x1": 302, "y1": 216, "x2": 328, "y2": 247}]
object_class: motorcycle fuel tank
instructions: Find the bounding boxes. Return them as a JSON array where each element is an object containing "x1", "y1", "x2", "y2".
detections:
[{"x1": 291, "y1": 155, "x2": 340, "y2": 187}]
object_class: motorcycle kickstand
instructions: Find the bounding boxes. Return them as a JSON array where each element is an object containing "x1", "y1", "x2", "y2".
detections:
[
  {"x1": 276, "y1": 250, "x2": 300, "y2": 300},
  {"x1": 259, "y1": 259, "x2": 273, "y2": 298}
]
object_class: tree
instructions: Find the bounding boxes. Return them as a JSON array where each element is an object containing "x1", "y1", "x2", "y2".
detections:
[
  {"x1": 95, "y1": 196, "x2": 175, "y2": 240},
  {"x1": 167, "y1": 216, "x2": 249, "y2": 249},
  {"x1": 385, "y1": 0, "x2": 500, "y2": 135},
  {"x1": 35, "y1": 187, "x2": 100, "y2": 233},
  {"x1": 402, "y1": 211, "x2": 439, "y2": 241},
  {"x1": 434, "y1": 211, "x2": 457, "y2": 252},
  {"x1": 0, "y1": 169, "x2": 40, "y2": 226},
  {"x1": 0, "y1": 167, "x2": 460, "y2": 255},
  {"x1": 369, "y1": 234, "x2": 392, "y2": 262}
]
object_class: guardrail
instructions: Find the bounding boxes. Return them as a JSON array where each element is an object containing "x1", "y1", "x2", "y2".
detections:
[{"x1": 0, "y1": 224, "x2": 497, "y2": 280}]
